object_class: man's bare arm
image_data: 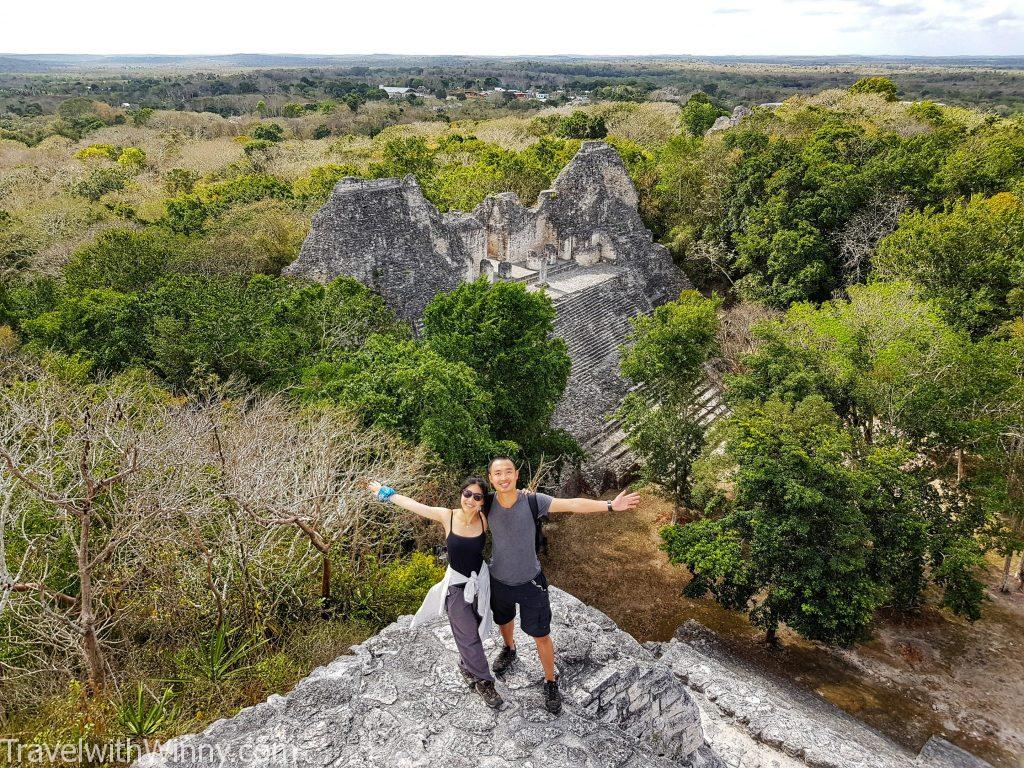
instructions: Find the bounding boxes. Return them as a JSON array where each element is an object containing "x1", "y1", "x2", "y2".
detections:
[{"x1": 548, "y1": 489, "x2": 641, "y2": 515}]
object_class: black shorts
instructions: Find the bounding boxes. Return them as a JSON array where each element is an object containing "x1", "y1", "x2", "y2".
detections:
[{"x1": 490, "y1": 571, "x2": 552, "y2": 638}]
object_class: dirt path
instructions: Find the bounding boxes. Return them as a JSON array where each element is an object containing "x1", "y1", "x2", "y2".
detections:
[{"x1": 541, "y1": 493, "x2": 1024, "y2": 768}]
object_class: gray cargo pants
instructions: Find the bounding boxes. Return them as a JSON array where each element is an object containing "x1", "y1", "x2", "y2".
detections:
[{"x1": 445, "y1": 584, "x2": 494, "y2": 683}]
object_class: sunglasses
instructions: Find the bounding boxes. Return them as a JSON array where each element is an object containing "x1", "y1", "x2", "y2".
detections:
[{"x1": 462, "y1": 489, "x2": 484, "y2": 502}]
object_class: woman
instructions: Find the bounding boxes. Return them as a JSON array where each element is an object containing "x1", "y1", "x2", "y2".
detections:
[{"x1": 368, "y1": 477, "x2": 503, "y2": 708}]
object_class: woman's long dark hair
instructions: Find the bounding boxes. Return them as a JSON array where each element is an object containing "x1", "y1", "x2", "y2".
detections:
[{"x1": 460, "y1": 476, "x2": 489, "y2": 496}]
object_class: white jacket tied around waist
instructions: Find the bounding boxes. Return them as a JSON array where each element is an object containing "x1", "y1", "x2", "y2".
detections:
[{"x1": 410, "y1": 562, "x2": 494, "y2": 641}]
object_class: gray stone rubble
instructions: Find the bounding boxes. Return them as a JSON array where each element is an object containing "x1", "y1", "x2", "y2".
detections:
[
  {"x1": 650, "y1": 622, "x2": 994, "y2": 768},
  {"x1": 131, "y1": 590, "x2": 996, "y2": 768}
]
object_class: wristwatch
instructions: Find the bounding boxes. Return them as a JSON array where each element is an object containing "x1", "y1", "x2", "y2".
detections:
[{"x1": 606, "y1": 500, "x2": 613, "y2": 512}]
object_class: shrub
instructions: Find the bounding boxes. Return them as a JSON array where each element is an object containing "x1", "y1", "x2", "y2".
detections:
[
  {"x1": 75, "y1": 144, "x2": 121, "y2": 161},
  {"x1": 63, "y1": 228, "x2": 185, "y2": 294},
  {"x1": 73, "y1": 166, "x2": 131, "y2": 201},
  {"x1": 850, "y1": 76, "x2": 899, "y2": 101},
  {"x1": 555, "y1": 111, "x2": 607, "y2": 140},
  {"x1": 117, "y1": 147, "x2": 147, "y2": 170},
  {"x1": 250, "y1": 122, "x2": 284, "y2": 142},
  {"x1": 164, "y1": 168, "x2": 200, "y2": 195}
]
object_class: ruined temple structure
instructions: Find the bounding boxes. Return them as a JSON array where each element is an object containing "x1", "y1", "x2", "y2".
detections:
[{"x1": 285, "y1": 141, "x2": 725, "y2": 487}]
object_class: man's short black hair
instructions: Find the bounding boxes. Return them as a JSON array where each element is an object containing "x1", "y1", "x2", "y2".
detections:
[{"x1": 487, "y1": 456, "x2": 517, "y2": 474}]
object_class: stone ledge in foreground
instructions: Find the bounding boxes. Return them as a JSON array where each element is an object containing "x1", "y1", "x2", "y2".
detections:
[{"x1": 133, "y1": 588, "x2": 719, "y2": 768}]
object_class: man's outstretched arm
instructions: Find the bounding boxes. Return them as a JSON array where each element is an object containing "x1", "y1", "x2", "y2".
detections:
[{"x1": 548, "y1": 489, "x2": 641, "y2": 515}]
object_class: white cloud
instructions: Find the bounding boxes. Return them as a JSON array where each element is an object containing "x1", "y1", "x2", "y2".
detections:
[{"x1": 0, "y1": 0, "x2": 1020, "y2": 56}]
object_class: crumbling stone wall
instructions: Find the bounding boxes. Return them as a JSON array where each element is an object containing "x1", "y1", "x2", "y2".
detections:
[
  {"x1": 285, "y1": 175, "x2": 473, "y2": 321},
  {"x1": 285, "y1": 142, "x2": 686, "y2": 322}
]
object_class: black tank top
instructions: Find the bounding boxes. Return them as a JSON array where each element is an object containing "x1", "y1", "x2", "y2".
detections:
[{"x1": 447, "y1": 510, "x2": 485, "y2": 577}]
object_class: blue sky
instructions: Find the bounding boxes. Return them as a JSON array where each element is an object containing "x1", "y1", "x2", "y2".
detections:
[{"x1": 2, "y1": 0, "x2": 1022, "y2": 56}]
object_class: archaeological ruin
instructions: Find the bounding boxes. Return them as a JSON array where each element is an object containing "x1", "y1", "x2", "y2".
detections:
[{"x1": 284, "y1": 141, "x2": 725, "y2": 485}]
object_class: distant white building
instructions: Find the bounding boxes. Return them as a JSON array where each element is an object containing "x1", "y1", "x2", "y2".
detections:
[
  {"x1": 379, "y1": 86, "x2": 414, "y2": 99},
  {"x1": 535, "y1": 93, "x2": 550, "y2": 102}
]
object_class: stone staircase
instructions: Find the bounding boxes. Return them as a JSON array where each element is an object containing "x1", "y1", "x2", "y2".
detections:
[
  {"x1": 551, "y1": 279, "x2": 730, "y2": 476},
  {"x1": 552, "y1": 278, "x2": 640, "y2": 374}
]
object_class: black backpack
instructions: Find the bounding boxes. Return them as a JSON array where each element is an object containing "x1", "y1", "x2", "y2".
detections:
[{"x1": 482, "y1": 490, "x2": 548, "y2": 556}]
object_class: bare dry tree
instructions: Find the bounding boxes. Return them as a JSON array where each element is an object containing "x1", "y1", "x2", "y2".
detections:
[
  {"x1": 202, "y1": 394, "x2": 430, "y2": 606},
  {"x1": 0, "y1": 370, "x2": 194, "y2": 692},
  {"x1": 836, "y1": 193, "x2": 911, "y2": 286},
  {"x1": 714, "y1": 301, "x2": 781, "y2": 375}
]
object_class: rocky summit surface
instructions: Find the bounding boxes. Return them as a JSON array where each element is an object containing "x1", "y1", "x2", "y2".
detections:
[{"x1": 134, "y1": 588, "x2": 721, "y2": 768}]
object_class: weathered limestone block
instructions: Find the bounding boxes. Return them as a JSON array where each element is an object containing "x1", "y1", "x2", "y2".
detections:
[
  {"x1": 133, "y1": 589, "x2": 720, "y2": 768},
  {"x1": 706, "y1": 105, "x2": 753, "y2": 135},
  {"x1": 651, "y1": 621, "x2": 994, "y2": 768},
  {"x1": 282, "y1": 175, "x2": 476, "y2": 321}
]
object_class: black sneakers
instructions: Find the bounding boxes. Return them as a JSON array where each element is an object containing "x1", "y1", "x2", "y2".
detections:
[
  {"x1": 543, "y1": 678, "x2": 562, "y2": 714},
  {"x1": 491, "y1": 644, "x2": 517, "y2": 677},
  {"x1": 474, "y1": 680, "x2": 504, "y2": 708}
]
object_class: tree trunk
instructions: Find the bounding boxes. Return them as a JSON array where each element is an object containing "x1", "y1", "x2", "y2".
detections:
[
  {"x1": 77, "y1": 509, "x2": 105, "y2": 692},
  {"x1": 1000, "y1": 552, "x2": 1014, "y2": 593},
  {"x1": 1017, "y1": 554, "x2": 1024, "y2": 592},
  {"x1": 321, "y1": 554, "x2": 332, "y2": 603},
  {"x1": 956, "y1": 448, "x2": 965, "y2": 483}
]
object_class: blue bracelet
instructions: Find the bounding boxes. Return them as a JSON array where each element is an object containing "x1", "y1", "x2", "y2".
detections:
[{"x1": 377, "y1": 486, "x2": 397, "y2": 502}]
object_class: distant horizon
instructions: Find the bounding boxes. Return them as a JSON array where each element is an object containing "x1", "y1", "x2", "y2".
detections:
[
  {"x1": 2, "y1": 52, "x2": 1022, "y2": 62},
  {"x1": 3, "y1": 1, "x2": 1023, "y2": 59}
]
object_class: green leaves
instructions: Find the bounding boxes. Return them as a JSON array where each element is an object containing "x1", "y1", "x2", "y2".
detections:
[
  {"x1": 620, "y1": 290, "x2": 721, "y2": 389},
  {"x1": 666, "y1": 395, "x2": 886, "y2": 645},
  {"x1": 679, "y1": 93, "x2": 728, "y2": 137},
  {"x1": 618, "y1": 290, "x2": 721, "y2": 511},
  {"x1": 299, "y1": 335, "x2": 498, "y2": 469},
  {"x1": 875, "y1": 189, "x2": 1024, "y2": 337},
  {"x1": 117, "y1": 684, "x2": 178, "y2": 739},
  {"x1": 679, "y1": 283, "x2": 1021, "y2": 641},
  {"x1": 423, "y1": 278, "x2": 570, "y2": 459}
]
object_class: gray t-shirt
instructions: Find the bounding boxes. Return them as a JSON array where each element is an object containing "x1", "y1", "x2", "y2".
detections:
[{"x1": 487, "y1": 490, "x2": 552, "y2": 586}]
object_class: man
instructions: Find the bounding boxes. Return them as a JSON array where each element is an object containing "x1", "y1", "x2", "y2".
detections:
[{"x1": 485, "y1": 456, "x2": 641, "y2": 714}]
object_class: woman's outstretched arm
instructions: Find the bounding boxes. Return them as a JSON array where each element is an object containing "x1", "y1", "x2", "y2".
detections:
[{"x1": 367, "y1": 481, "x2": 448, "y2": 524}]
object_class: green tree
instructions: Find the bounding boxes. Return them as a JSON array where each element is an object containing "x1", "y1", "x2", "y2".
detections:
[
  {"x1": 664, "y1": 396, "x2": 884, "y2": 645},
  {"x1": 297, "y1": 335, "x2": 501, "y2": 469},
  {"x1": 422, "y1": 279, "x2": 571, "y2": 458},
  {"x1": 23, "y1": 289, "x2": 149, "y2": 370},
  {"x1": 63, "y1": 229, "x2": 185, "y2": 295},
  {"x1": 250, "y1": 122, "x2": 284, "y2": 142},
  {"x1": 617, "y1": 290, "x2": 721, "y2": 519},
  {"x1": 874, "y1": 189, "x2": 1024, "y2": 337},
  {"x1": 680, "y1": 93, "x2": 728, "y2": 137},
  {"x1": 555, "y1": 111, "x2": 607, "y2": 140},
  {"x1": 849, "y1": 77, "x2": 899, "y2": 101},
  {"x1": 293, "y1": 164, "x2": 362, "y2": 202}
]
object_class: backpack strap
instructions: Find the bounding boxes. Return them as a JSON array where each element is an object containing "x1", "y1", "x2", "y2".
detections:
[{"x1": 527, "y1": 493, "x2": 549, "y2": 557}]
